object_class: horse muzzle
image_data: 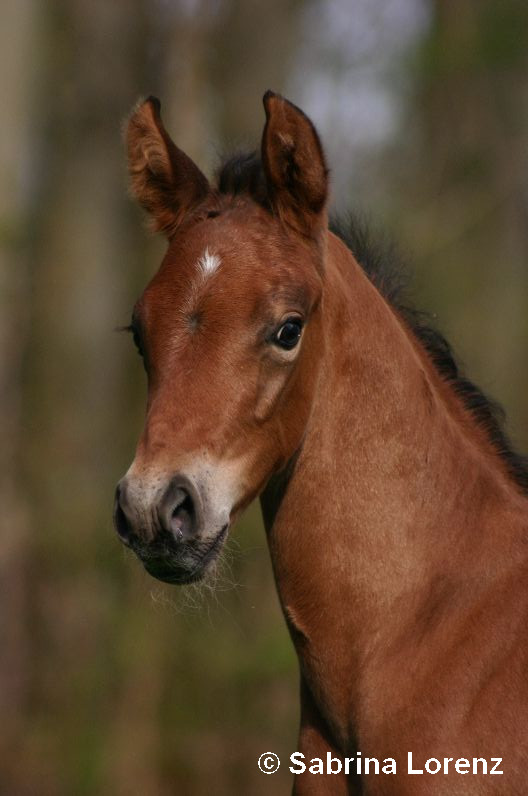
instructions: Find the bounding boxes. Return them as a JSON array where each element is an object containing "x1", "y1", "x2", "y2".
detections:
[{"x1": 113, "y1": 472, "x2": 230, "y2": 584}]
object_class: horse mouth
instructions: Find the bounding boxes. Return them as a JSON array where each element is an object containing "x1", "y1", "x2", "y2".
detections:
[{"x1": 141, "y1": 524, "x2": 229, "y2": 585}]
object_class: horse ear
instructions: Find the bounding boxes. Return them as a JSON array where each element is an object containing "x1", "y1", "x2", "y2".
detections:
[
  {"x1": 261, "y1": 91, "x2": 328, "y2": 238},
  {"x1": 126, "y1": 96, "x2": 210, "y2": 236}
]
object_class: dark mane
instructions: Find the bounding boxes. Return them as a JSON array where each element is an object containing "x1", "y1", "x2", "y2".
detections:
[
  {"x1": 216, "y1": 153, "x2": 528, "y2": 494},
  {"x1": 216, "y1": 151, "x2": 269, "y2": 205}
]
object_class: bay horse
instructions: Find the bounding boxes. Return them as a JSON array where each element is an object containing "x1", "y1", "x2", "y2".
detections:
[{"x1": 114, "y1": 91, "x2": 528, "y2": 794}]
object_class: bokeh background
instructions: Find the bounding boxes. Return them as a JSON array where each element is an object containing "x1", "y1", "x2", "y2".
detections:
[{"x1": 2, "y1": 1, "x2": 528, "y2": 794}]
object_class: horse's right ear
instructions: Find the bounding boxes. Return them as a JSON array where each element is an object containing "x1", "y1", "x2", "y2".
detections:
[{"x1": 125, "y1": 97, "x2": 210, "y2": 236}]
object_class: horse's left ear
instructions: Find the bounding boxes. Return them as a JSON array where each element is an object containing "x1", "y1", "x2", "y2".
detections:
[{"x1": 261, "y1": 91, "x2": 329, "y2": 238}]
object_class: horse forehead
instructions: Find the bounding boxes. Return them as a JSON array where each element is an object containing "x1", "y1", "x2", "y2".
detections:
[
  {"x1": 141, "y1": 239, "x2": 271, "y2": 326},
  {"x1": 188, "y1": 211, "x2": 284, "y2": 265},
  {"x1": 162, "y1": 225, "x2": 251, "y2": 278},
  {"x1": 145, "y1": 213, "x2": 311, "y2": 314},
  {"x1": 179, "y1": 229, "x2": 280, "y2": 292},
  {"x1": 197, "y1": 247, "x2": 221, "y2": 277}
]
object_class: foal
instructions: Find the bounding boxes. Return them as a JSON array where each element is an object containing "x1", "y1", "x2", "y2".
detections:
[{"x1": 114, "y1": 92, "x2": 528, "y2": 794}]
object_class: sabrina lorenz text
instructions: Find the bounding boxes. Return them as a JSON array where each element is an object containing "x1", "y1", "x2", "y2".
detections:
[{"x1": 289, "y1": 752, "x2": 503, "y2": 776}]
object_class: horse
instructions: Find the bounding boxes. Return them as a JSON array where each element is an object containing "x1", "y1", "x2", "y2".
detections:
[{"x1": 113, "y1": 91, "x2": 528, "y2": 794}]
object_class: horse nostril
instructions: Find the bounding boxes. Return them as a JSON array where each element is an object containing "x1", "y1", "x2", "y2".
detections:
[
  {"x1": 169, "y1": 491, "x2": 194, "y2": 541},
  {"x1": 160, "y1": 477, "x2": 198, "y2": 542},
  {"x1": 113, "y1": 484, "x2": 134, "y2": 546}
]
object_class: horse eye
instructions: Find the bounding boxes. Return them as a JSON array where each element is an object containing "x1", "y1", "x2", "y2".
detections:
[
  {"x1": 274, "y1": 319, "x2": 303, "y2": 350},
  {"x1": 126, "y1": 323, "x2": 143, "y2": 358},
  {"x1": 132, "y1": 329, "x2": 143, "y2": 357}
]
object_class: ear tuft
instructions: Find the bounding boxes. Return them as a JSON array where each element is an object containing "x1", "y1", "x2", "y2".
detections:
[
  {"x1": 261, "y1": 92, "x2": 328, "y2": 237},
  {"x1": 126, "y1": 97, "x2": 209, "y2": 236}
]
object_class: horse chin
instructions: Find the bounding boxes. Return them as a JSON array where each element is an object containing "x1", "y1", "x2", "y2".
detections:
[
  {"x1": 141, "y1": 524, "x2": 229, "y2": 586},
  {"x1": 143, "y1": 562, "x2": 205, "y2": 585}
]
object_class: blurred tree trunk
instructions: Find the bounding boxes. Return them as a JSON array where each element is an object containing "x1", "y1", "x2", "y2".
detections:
[
  {"x1": 0, "y1": 0, "x2": 37, "y2": 783},
  {"x1": 398, "y1": 0, "x2": 528, "y2": 448},
  {"x1": 209, "y1": 0, "x2": 304, "y2": 145}
]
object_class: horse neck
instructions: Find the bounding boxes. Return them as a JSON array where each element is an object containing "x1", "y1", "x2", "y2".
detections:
[{"x1": 261, "y1": 230, "x2": 526, "y2": 676}]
